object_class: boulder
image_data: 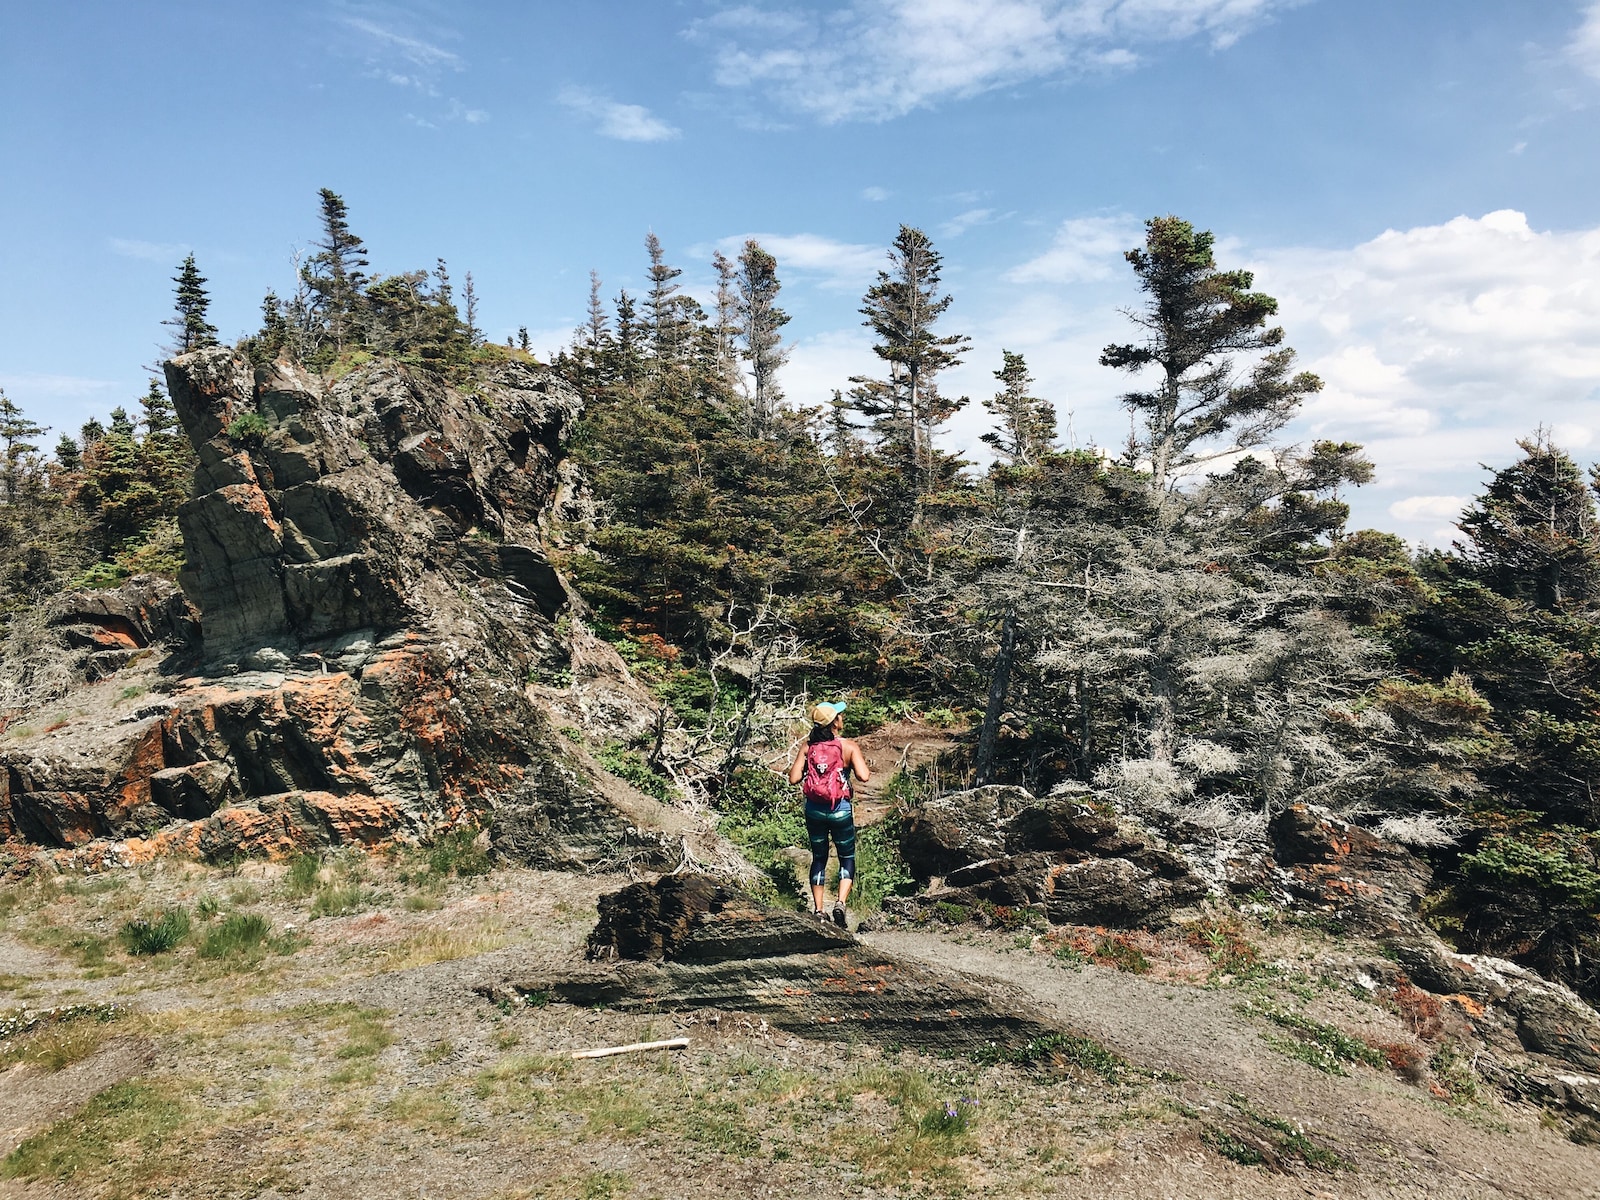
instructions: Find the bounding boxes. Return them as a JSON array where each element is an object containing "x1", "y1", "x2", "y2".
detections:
[{"x1": 898, "y1": 786, "x2": 1209, "y2": 929}]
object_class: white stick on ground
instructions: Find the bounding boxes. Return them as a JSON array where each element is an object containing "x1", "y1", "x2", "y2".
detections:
[{"x1": 570, "y1": 1037, "x2": 690, "y2": 1060}]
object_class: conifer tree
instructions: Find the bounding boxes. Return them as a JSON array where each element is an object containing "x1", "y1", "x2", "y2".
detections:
[
  {"x1": 735, "y1": 239, "x2": 790, "y2": 435},
  {"x1": 165, "y1": 253, "x2": 219, "y2": 355},
  {"x1": 0, "y1": 389, "x2": 46, "y2": 503},
  {"x1": 463, "y1": 271, "x2": 482, "y2": 346},
  {"x1": 53, "y1": 434, "x2": 82, "y2": 473},
  {"x1": 80, "y1": 418, "x2": 106, "y2": 448},
  {"x1": 644, "y1": 233, "x2": 685, "y2": 370},
  {"x1": 981, "y1": 351, "x2": 1055, "y2": 467},
  {"x1": 1457, "y1": 431, "x2": 1600, "y2": 609},
  {"x1": 1101, "y1": 216, "x2": 1321, "y2": 489},
  {"x1": 304, "y1": 188, "x2": 370, "y2": 354},
  {"x1": 108, "y1": 407, "x2": 136, "y2": 439},
  {"x1": 711, "y1": 251, "x2": 740, "y2": 389},
  {"x1": 849, "y1": 225, "x2": 970, "y2": 492},
  {"x1": 139, "y1": 381, "x2": 179, "y2": 439}
]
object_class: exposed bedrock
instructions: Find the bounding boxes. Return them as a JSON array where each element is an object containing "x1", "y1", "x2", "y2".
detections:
[
  {"x1": 487, "y1": 873, "x2": 1072, "y2": 1054},
  {"x1": 0, "y1": 349, "x2": 677, "y2": 868},
  {"x1": 896, "y1": 785, "x2": 1209, "y2": 929}
]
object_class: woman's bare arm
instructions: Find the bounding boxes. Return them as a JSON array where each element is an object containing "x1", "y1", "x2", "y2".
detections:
[
  {"x1": 846, "y1": 740, "x2": 871, "y2": 783},
  {"x1": 787, "y1": 745, "x2": 807, "y2": 785}
]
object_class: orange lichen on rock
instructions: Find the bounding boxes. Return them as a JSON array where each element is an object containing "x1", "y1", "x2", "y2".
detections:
[{"x1": 300, "y1": 791, "x2": 404, "y2": 846}]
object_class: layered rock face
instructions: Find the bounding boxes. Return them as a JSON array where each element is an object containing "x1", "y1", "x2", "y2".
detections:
[
  {"x1": 489, "y1": 873, "x2": 1070, "y2": 1054},
  {"x1": 0, "y1": 349, "x2": 679, "y2": 867}
]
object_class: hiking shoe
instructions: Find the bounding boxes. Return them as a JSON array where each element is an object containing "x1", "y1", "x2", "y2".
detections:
[
  {"x1": 831, "y1": 903, "x2": 848, "y2": 929},
  {"x1": 812, "y1": 909, "x2": 829, "y2": 924}
]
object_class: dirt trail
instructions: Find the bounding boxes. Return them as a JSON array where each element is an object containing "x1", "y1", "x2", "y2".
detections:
[
  {"x1": 849, "y1": 717, "x2": 963, "y2": 824},
  {"x1": 870, "y1": 925, "x2": 1600, "y2": 1200}
]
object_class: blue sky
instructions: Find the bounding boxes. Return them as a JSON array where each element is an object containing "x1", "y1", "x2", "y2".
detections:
[{"x1": 4, "y1": 1, "x2": 1600, "y2": 542}]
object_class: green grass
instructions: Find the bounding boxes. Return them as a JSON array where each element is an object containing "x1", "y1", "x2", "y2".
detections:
[
  {"x1": 1245, "y1": 1002, "x2": 1383, "y2": 1075},
  {"x1": 118, "y1": 908, "x2": 191, "y2": 956},
  {"x1": 972, "y1": 1031, "x2": 1129, "y2": 1080},
  {"x1": 426, "y1": 827, "x2": 491, "y2": 878},
  {"x1": 196, "y1": 913, "x2": 296, "y2": 962},
  {"x1": 597, "y1": 742, "x2": 676, "y2": 802},
  {"x1": 2, "y1": 1081, "x2": 184, "y2": 1182}
]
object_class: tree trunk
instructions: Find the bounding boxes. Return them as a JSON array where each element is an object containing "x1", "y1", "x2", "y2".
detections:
[{"x1": 973, "y1": 606, "x2": 1018, "y2": 786}]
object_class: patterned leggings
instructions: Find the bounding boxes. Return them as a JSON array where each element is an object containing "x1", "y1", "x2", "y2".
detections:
[{"x1": 804, "y1": 801, "x2": 857, "y2": 887}]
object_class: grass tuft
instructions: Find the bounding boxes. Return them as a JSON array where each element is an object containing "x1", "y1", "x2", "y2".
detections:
[{"x1": 118, "y1": 908, "x2": 191, "y2": 956}]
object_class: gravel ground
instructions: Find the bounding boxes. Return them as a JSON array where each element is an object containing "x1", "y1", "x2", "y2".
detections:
[{"x1": 0, "y1": 856, "x2": 1596, "y2": 1200}]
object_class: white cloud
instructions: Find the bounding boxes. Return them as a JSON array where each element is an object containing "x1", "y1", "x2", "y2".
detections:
[
  {"x1": 108, "y1": 237, "x2": 189, "y2": 262},
  {"x1": 1570, "y1": 2, "x2": 1600, "y2": 79},
  {"x1": 1005, "y1": 213, "x2": 1141, "y2": 282},
  {"x1": 939, "y1": 208, "x2": 997, "y2": 238},
  {"x1": 694, "y1": 0, "x2": 1304, "y2": 122},
  {"x1": 558, "y1": 87, "x2": 681, "y2": 142},
  {"x1": 1388, "y1": 495, "x2": 1466, "y2": 523},
  {"x1": 341, "y1": 15, "x2": 461, "y2": 72},
  {"x1": 862, "y1": 186, "x2": 890, "y2": 202},
  {"x1": 711, "y1": 232, "x2": 884, "y2": 289}
]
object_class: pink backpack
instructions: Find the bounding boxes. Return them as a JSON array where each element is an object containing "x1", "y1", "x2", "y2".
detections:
[{"x1": 802, "y1": 740, "x2": 851, "y2": 808}]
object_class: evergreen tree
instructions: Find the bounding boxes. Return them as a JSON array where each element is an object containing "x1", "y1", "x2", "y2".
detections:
[
  {"x1": 164, "y1": 253, "x2": 219, "y2": 356},
  {"x1": 463, "y1": 271, "x2": 482, "y2": 347},
  {"x1": 108, "y1": 407, "x2": 136, "y2": 438},
  {"x1": 711, "y1": 250, "x2": 740, "y2": 391},
  {"x1": 303, "y1": 188, "x2": 370, "y2": 355},
  {"x1": 735, "y1": 239, "x2": 790, "y2": 435},
  {"x1": 849, "y1": 225, "x2": 970, "y2": 494},
  {"x1": 1100, "y1": 216, "x2": 1321, "y2": 489},
  {"x1": 80, "y1": 418, "x2": 106, "y2": 448},
  {"x1": 644, "y1": 232, "x2": 686, "y2": 371},
  {"x1": 139, "y1": 381, "x2": 179, "y2": 439},
  {"x1": 981, "y1": 351, "x2": 1055, "y2": 467},
  {"x1": 53, "y1": 434, "x2": 82, "y2": 473},
  {"x1": 0, "y1": 389, "x2": 47, "y2": 504},
  {"x1": 1457, "y1": 431, "x2": 1600, "y2": 609}
]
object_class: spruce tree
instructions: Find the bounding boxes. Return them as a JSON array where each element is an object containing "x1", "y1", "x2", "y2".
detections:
[
  {"x1": 0, "y1": 389, "x2": 46, "y2": 504},
  {"x1": 304, "y1": 188, "x2": 370, "y2": 355},
  {"x1": 981, "y1": 351, "x2": 1056, "y2": 467},
  {"x1": 1457, "y1": 431, "x2": 1600, "y2": 609},
  {"x1": 849, "y1": 225, "x2": 970, "y2": 492},
  {"x1": 1100, "y1": 216, "x2": 1321, "y2": 489},
  {"x1": 735, "y1": 239, "x2": 790, "y2": 435},
  {"x1": 643, "y1": 233, "x2": 686, "y2": 371},
  {"x1": 165, "y1": 253, "x2": 219, "y2": 356},
  {"x1": 139, "y1": 381, "x2": 179, "y2": 439},
  {"x1": 53, "y1": 433, "x2": 82, "y2": 473}
]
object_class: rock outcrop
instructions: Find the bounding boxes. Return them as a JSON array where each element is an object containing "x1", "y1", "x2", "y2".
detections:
[
  {"x1": 487, "y1": 873, "x2": 1085, "y2": 1055},
  {"x1": 0, "y1": 348, "x2": 681, "y2": 868},
  {"x1": 896, "y1": 785, "x2": 1209, "y2": 929}
]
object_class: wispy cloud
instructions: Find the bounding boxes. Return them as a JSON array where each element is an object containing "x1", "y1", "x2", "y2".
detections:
[
  {"x1": 693, "y1": 0, "x2": 1306, "y2": 122},
  {"x1": 558, "y1": 87, "x2": 681, "y2": 142},
  {"x1": 710, "y1": 232, "x2": 884, "y2": 288},
  {"x1": 862, "y1": 186, "x2": 891, "y2": 202},
  {"x1": 108, "y1": 237, "x2": 190, "y2": 262},
  {"x1": 1005, "y1": 213, "x2": 1140, "y2": 282},
  {"x1": 1570, "y1": 2, "x2": 1600, "y2": 79},
  {"x1": 341, "y1": 14, "x2": 461, "y2": 73},
  {"x1": 939, "y1": 208, "x2": 1000, "y2": 238},
  {"x1": 334, "y1": 6, "x2": 486, "y2": 122}
]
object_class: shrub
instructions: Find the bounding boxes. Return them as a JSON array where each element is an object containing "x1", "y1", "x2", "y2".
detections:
[
  {"x1": 225, "y1": 412, "x2": 271, "y2": 444},
  {"x1": 284, "y1": 853, "x2": 323, "y2": 899},
  {"x1": 118, "y1": 908, "x2": 190, "y2": 956},
  {"x1": 597, "y1": 743, "x2": 675, "y2": 802},
  {"x1": 918, "y1": 1097, "x2": 978, "y2": 1138},
  {"x1": 427, "y1": 827, "x2": 491, "y2": 878}
]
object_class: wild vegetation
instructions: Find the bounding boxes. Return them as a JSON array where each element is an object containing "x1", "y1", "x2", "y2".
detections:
[{"x1": 3, "y1": 191, "x2": 1600, "y2": 1007}]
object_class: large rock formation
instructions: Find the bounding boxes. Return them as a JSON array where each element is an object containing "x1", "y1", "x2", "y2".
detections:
[
  {"x1": 0, "y1": 348, "x2": 682, "y2": 868},
  {"x1": 895, "y1": 785, "x2": 1209, "y2": 929}
]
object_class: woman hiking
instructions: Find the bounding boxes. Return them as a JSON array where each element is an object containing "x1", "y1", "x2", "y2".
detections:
[{"x1": 788, "y1": 701, "x2": 870, "y2": 927}]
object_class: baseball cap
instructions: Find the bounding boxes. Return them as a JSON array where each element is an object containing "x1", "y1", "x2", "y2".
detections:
[{"x1": 809, "y1": 701, "x2": 848, "y2": 726}]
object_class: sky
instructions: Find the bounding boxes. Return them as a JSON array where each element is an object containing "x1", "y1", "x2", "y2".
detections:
[{"x1": 3, "y1": 1, "x2": 1600, "y2": 544}]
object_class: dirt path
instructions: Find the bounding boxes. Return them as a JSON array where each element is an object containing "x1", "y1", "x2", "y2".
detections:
[
  {"x1": 869, "y1": 926, "x2": 1600, "y2": 1200},
  {"x1": 849, "y1": 717, "x2": 963, "y2": 825}
]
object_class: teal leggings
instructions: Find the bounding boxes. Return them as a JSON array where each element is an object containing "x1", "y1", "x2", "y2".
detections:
[{"x1": 805, "y1": 800, "x2": 856, "y2": 886}]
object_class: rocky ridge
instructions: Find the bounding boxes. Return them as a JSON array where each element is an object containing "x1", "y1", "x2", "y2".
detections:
[{"x1": 0, "y1": 348, "x2": 687, "y2": 869}]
